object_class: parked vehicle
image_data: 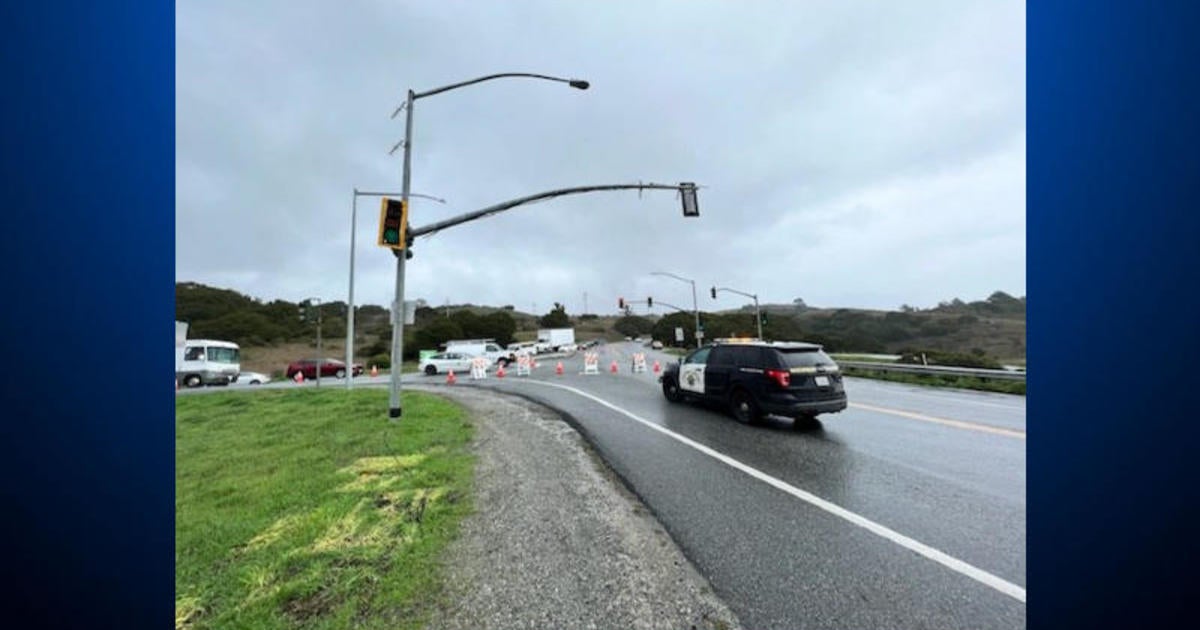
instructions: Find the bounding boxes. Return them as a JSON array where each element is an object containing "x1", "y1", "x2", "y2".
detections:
[
  {"x1": 286, "y1": 358, "x2": 364, "y2": 380},
  {"x1": 537, "y1": 328, "x2": 575, "y2": 352},
  {"x1": 444, "y1": 339, "x2": 510, "y2": 366},
  {"x1": 659, "y1": 340, "x2": 847, "y2": 425},
  {"x1": 506, "y1": 341, "x2": 539, "y2": 356},
  {"x1": 419, "y1": 351, "x2": 478, "y2": 376},
  {"x1": 176, "y1": 338, "x2": 241, "y2": 388},
  {"x1": 236, "y1": 371, "x2": 272, "y2": 385},
  {"x1": 651, "y1": 340, "x2": 664, "y2": 350}
]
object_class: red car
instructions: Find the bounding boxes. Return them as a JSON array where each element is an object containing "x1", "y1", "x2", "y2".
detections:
[{"x1": 285, "y1": 358, "x2": 364, "y2": 380}]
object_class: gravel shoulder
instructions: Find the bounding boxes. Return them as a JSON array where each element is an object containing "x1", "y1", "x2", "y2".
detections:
[{"x1": 413, "y1": 385, "x2": 742, "y2": 630}]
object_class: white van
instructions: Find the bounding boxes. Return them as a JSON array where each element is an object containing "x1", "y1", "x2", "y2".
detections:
[
  {"x1": 443, "y1": 339, "x2": 510, "y2": 366},
  {"x1": 176, "y1": 339, "x2": 241, "y2": 387},
  {"x1": 506, "y1": 341, "x2": 539, "y2": 356}
]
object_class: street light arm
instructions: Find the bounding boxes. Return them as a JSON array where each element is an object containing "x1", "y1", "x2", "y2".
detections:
[
  {"x1": 651, "y1": 271, "x2": 695, "y2": 285},
  {"x1": 409, "y1": 182, "x2": 692, "y2": 238},
  {"x1": 414, "y1": 72, "x2": 588, "y2": 100}
]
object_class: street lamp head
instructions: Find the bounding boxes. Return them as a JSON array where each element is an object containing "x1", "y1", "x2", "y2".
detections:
[{"x1": 568, "y1": 79, "x2": 590, "y2": 90}]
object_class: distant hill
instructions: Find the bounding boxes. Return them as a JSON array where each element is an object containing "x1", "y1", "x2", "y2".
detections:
[{"x1": 176, "y1": 283, "x2": 1026, "y2": 365}]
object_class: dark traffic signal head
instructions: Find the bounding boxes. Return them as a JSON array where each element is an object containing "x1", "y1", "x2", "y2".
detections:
[
  {"x1": 680, "y1": 182, "x2": 699, "y2": 217},
  {"x1": 377, "y1": 198, "x2": 408, "y2": 250},
  {"x1": 647, "y1": 296, "x2": 653, "y2": 308},
  {"x1": 710, "y1": 286, "x2": 717, "y2": 299},
  {"x1": 618, "y1": 297, "x2": 625, "y2": 309}
]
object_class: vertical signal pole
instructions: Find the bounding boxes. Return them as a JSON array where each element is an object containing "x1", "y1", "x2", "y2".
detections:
[{"x1": 388, "y1": 90, "x2": 415, "y2": 420}]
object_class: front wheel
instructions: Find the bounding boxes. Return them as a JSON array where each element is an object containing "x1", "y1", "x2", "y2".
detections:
[
  {"x1": 335, "y1": 368, "x2": 347, "y2": 379},
  {"x1": 662, "y1": 377, "x2": 683, "y2": 403},
  {"x1": 730, "y1": 389, "x2": 762, "y2": 425},
  {"x1": 184, "y1": 374, "x2": 202, "y2": 388},
  {"x1": 424, "y1": 364, "x2": 438, "y2": 376}
]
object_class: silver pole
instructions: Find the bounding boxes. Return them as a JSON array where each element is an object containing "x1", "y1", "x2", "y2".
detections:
[
  {"x1": 315, "y1": 298, "x2": 322, "y2": 388},
  {"x1": 388, "y1": 90, "x2": 414, "y2": 419},
  {"x1": 690, "y1": 280, "x2": 700, "y2": 347},
  {"x1": 346, "y1": 189, "x2": 357, "y2": 390}
]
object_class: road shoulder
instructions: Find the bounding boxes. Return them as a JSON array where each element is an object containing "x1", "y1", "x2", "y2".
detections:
[{"x1": 415, "y1": 385, "x2": 741, "y2": 630}]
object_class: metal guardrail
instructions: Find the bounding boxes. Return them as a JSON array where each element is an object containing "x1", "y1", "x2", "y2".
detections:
[{"x1": 838, "y1": 361, "x2": 1026, "y2": 381}]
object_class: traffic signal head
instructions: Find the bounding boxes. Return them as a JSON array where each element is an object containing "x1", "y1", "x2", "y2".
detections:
[
  {"x1": 618, "y1": 297, "x2": 625, "y2": 309},
  {"x1": 710, "y1": 287, "x2": 717, "y2": 299},
  {"x1": 378, "y1": 198, "x2": 409, "y2": 250},
  {"x1": 647, "y1": 296, "x2": 653, "y2": 308},
  {"x1": 680, "y1": 182, "x2": 699, "y2": 217},
  {"x1": 760, "y1": 312, "x2": 768, "y2": 325}
]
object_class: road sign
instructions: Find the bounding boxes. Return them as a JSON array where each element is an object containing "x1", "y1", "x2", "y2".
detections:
[{"x1": 675, "y1": 327, "x2": 684, "y2": 342}]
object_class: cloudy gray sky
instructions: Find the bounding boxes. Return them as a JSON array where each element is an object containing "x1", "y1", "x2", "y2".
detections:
[{"x1": 176, "y1": 0, "x2": 1024, "y2": 315}]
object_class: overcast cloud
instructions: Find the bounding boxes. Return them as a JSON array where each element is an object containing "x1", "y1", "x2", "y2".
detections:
[{"x1": 176, "y1": 0, "x2": 1025, "y2": 315}]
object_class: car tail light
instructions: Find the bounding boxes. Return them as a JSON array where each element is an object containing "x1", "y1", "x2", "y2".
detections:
[{"x1": 765, "y1": 368, "x2": 791, "y2": 388}]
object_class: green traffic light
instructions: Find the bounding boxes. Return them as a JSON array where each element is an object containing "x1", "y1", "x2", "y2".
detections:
[{"x1": 383, "y1": 228, "x2": 399, "y2": 243}]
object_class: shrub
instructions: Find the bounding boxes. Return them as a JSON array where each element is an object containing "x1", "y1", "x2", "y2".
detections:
[{"x1": 369, "y1": 353, "x2": 391, "y2": 369}]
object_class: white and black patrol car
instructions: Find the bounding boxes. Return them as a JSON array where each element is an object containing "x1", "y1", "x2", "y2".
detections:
[{"x1": 659, "y1": 339, "x2": 848, "y2": 425}]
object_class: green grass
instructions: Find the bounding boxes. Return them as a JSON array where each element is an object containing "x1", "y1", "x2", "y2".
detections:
[
  {"x1": 176, "y1": 389, "x2": 474, "y2": 630},
  {"x1": 842, "y1": 367, "x2": 1026, "y2": 395}
]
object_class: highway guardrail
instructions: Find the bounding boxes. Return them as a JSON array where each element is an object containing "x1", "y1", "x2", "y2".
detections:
[{"x1": 838, "y1": 361, "x2": 1026, "y2": 381}]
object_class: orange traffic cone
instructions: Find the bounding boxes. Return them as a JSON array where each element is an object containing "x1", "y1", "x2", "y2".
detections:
[
  {"x1": 652, "y1": 360, "x2": 661, "y2": 373},
  {"x1": 496, "y1": 364, "x2": 506, "y2": 378},
  {"x1": 370, "y1": 364, "x2": 379, "y2": 377},
  {"x1": 610, "y1": 360, "x2": 619, "y2": 374},
  {"x1": 555, "y1": 362, "x2": 564, "y2": 375},
  {"x1": 446, "y1": 370, "x2": 457, "y2": 385},
  {"x1": 293, "y1": 371, "x2": 304, "y2": 384}
]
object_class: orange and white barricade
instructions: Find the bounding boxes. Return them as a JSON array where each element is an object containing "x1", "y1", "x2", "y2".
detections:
[
  {"x1": 516, "y1": 354, "x2": 531, "y2": 376},
  {"x1": 583, "y1": 352, "x2": 600, "y2": 374},
  {"x1": 470, "y1": 357, "x2": 488, "y2": 380},
  {"x1": 631, "y1": 353, "x2": 647, "y2": 373}
]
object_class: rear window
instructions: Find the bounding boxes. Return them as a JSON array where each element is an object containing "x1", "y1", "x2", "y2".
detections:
[{"x1": 777, "y1": 349, "x2": 835, "y2": 368}]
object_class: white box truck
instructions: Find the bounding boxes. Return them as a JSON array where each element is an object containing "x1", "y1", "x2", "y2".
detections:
[{"x1": 537, "y1": 328, "x2": 575, "y2": 352}]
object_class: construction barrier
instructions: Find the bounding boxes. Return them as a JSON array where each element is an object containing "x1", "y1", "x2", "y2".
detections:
[
  {"x1": 631, "y1": 353, "x2": 647, "y2": 373},
  {"x1": 583, "y1": 352, "x2": 600, "y2": 374},
  {"x1": 470, "y1": 357, "x2": 488, "y2": 380},
  {"x1": 516, "y1": 354, "x2": 531, "y2": 376}
]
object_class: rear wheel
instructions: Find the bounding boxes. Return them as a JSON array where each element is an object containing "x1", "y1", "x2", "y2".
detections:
[
  {"x1": 184, "y1": 374, "x2": 202, "y2": 388},
  {"x1": 335, "y1": 368, "x2": 347, "y2": 379},
  {"x1": 730, "y1": 389, "x2": 762, "y2": 425},
  {"x1": 662, "y1": 377, "x2": 683, "y2": 402},
  {"x1": 424, "y1": 364, "x2": 438, "y2": 376}
]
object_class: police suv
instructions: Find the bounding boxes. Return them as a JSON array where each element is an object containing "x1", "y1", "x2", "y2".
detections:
[{"x1": 659, "y1": 339, "x2": 848, "y2": 425}]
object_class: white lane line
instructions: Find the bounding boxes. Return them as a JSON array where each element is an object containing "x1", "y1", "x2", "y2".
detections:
[
  {"x1": 518, "y1": 379, "x2": 1027, "y2": 604},
  {"x1": 849, "y1": 402, "x2": 1027, "y2": 439}
]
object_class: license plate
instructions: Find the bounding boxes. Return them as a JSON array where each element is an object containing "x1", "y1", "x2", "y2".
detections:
[{"x1": 814, "y1": 375, "x2": 830, "y2": 387}]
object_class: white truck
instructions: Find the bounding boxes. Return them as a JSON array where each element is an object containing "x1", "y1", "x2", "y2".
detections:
[
  {"x1": 443, "y1": 339, "x2": 511, "y2": 366},
  {"x1": 175, "y1": 322, "x2": 241, "y2": 387},
  {"x1": 537, "y1": 328, "x2": 576, "y2": 353}
]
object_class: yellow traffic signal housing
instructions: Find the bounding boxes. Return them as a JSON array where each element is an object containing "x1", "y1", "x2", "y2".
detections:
[{"x1": 378, "y1": 198, "x2": 408, "y2": 250}]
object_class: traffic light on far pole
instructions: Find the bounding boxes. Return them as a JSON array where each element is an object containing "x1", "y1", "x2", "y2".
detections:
[
  {"x1": 647, "y1": 297, "x2": 653, "y2": 308},
  {"x1": 618, "y1": 297, "x2": 625, "y2": 309},
  {"x1": 710, "y1": 287, "x2": 717, "y2": 299},
  {"x1": 377, "y1": 198, "x2": 408, "y2": 250}
]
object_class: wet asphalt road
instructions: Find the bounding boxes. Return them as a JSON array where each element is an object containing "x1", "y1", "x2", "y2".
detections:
[
  {"x1": 184, "y1": 342, "x2": 1026, "y2": 629},
  {"x1": 443, "y1": 341, "x2": 1026, "y2": 630}
]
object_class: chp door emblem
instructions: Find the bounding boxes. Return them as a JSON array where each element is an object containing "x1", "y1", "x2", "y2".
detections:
[{"x1": 684, "y1": 371, "x2": 699, "y2": 388}]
